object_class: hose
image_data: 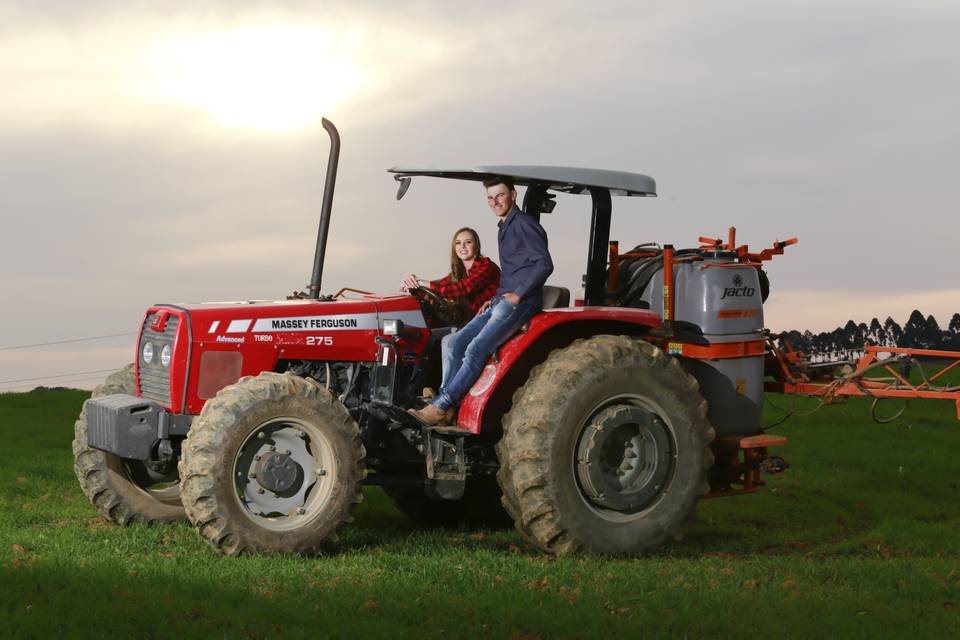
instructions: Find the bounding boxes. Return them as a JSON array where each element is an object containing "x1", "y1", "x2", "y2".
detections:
[
  {"x1": 763, "y1": 386, "x2": 834, "y2": 430},
  {"x1": 611, "y1": 244, "x2": 704, "y2": 308},
  {"x1": 818, "y1": 355, "x2": 957, "y2": 425}
]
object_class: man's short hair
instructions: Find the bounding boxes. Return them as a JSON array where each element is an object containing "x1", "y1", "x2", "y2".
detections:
[{"x1": 482, "y1": 175, "x2": 515, "y2": 192}]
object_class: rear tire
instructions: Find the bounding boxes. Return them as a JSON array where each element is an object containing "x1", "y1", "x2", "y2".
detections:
[
  {"x1": 496, "y1": 335, "x2": 714, "y2": 555},
  {"x1": 178, "y1": 372, "x2": 365, "y2": 556},
  {"x1": 72, "y1": 364, "x2": 186, "y2": 524}
]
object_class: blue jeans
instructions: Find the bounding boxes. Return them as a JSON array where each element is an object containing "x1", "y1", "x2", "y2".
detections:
[
  {"x1": 433, "y1": 296, "x2": 539, "y2": 411},
  {"x1": 439, "y1": 331, "x2": 457, "y2": 390}
]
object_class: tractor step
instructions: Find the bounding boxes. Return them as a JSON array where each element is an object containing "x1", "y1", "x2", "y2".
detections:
[
  {"x1": 718, "y1": 434, "x2": 788, "y2": 449},
  {"x1": 429, "y1": 424, "x2": 471, "y2": 436},
  {"x1": 423, "y1": 427, "x2": 467, "y2": 500},
  {"x1": 366, "y1": 400, "x2": 423, "y2": 429},
  {"x1": 705, "y1": 432, "x2": 789, "y2": 498}
]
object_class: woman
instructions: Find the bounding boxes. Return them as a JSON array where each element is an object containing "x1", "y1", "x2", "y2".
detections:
[{"x1": 400, "y1": 227, "x2": 500, "y2": 327}]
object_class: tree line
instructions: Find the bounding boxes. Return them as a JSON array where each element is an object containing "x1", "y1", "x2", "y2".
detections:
[{"x1": 780, "y1": 311, "x2": 960, "y2": 359}]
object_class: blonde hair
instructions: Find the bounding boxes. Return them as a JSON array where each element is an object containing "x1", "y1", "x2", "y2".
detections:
[{"x1": 449, "y1": 227, "x2": 481, "y2": 282}]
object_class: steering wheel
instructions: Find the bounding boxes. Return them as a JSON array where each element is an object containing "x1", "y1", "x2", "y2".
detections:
[
  {"x1": 409, "y1": 286, "x2": 457, "y2": 327},
  {"x1": 408, "y1": 285, "x2": 443, "y2": 306}
]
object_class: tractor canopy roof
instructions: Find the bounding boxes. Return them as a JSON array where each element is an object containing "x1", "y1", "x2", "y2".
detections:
[{"x1": 388, "y1": 165, "x2": 656, "y2": 198}]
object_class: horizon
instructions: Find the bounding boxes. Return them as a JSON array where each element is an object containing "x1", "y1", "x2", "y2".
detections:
[{"x1": 4, "y1": 304, "x2": 958, "y2": 394}]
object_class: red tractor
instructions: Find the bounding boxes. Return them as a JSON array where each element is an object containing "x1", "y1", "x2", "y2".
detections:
[{"x1": 74, "y1": 120, "x2": 960, "y2": 556}]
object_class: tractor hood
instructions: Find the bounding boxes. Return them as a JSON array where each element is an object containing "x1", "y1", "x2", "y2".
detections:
[{"x1": 169, "y1": 294, "x2": 427, "y2": 335}]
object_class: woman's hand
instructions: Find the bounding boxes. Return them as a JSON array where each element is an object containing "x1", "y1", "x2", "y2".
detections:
[{"x1": 399, "y1": 274, "x2": 421, "y2": 292}]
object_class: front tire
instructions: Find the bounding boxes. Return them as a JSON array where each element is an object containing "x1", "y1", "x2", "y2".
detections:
[
  {"x1": 496, "y1": 335, "x2": 715, "y2": 555},
  {"x1": 178, "y1": 372, "x2": 365, "y2": 556},
  {"x1": 72, "y1": 364, "x2": 186, "y2": 524}
]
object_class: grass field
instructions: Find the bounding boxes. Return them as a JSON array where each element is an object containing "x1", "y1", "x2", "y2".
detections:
[{"x1": 1, "y1": 377, "x2": 958, "y2": 639}]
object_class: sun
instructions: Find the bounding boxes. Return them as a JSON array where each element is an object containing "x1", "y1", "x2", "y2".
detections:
[{"x1": 143, "y1": 26, "x2": 364, "y2": 131}]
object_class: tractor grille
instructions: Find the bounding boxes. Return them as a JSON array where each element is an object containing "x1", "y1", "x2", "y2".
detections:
[
  {"x1": 137, "y1": 312, "x2": 179, "y2": 406},
  {"x1": 139, "y1": 367, "x2": 171, "y2": 406}
]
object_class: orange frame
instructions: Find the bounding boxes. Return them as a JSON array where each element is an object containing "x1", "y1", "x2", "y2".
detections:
[{"x1": 767, "y1": 342, "x2": 960, "y2": 420}]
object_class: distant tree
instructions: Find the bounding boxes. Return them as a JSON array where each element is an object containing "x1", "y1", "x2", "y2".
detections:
[
  {"x1": 884, "y1": 316, "x2": 903, "y2": 346},
  {"x1": 832, "y1": 328, "x2": 843, "y2": 351},
  {"x1": 868, "y1": 317, "x2": 884, "y2": 345},
  {"x1": 902, "y1": 310, "x2": 926, "y2": 348},
  {"x1": 841, "y1": 320, "x2": 859, "y2": 350},
  {"x1": 784, "y1": 330, "x2": 807, "y2": 352},
  {"x1": 950, "y1": 313, "x2": 960, "y2": 334},
  {"x1": 811, "y1": 332, "x2": 824, "y2": 352},
  {"x1": 813, "y1": 330, "x2": 833, "y2": 353},
  {"x1": 923, "y1": 314, "x2": 942, "y2": 349},
  {"x1": 948, "y1": 314, "x2": 960, "y2": 349},
  {"x1": 779, "y1": 309, "x2": 960, "y2": 354}
]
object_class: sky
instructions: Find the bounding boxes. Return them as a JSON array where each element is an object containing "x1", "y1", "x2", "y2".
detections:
[{"x1": 1, "y1": 0, "x2": 958, "y2": 391}]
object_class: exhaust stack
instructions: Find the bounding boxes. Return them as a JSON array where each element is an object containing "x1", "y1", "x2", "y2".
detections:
[{"x1": 308, "y1": 118, "x2": 341, "y2": 299}]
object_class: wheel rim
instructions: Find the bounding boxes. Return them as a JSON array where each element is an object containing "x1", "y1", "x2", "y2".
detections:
[
  {"x1": 233, "y1": 416, "x2": 338, "y2": 532},
  {"x1": 118, "y1": 460, "x2": 181, "y2": 505},
  {"x1": 574, "y1": 398, "x2": 675, "y2": 522}
]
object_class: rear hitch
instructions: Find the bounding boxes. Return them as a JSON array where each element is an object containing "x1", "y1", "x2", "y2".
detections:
[{"x1": 760, "y1": 455, "x2": 789, "y2": 475}]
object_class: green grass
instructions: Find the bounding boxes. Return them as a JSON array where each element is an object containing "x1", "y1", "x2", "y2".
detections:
[{"x1": 1, "y1": 384, "x2": 958, "y2": 639}]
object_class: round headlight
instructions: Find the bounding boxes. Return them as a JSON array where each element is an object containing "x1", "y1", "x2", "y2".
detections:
[
  {"x1": 142, "y1": 342, "x2": 154, "y2": 364},
  {"x1": 160, "y1": 344, "x2": 171, "y2": 367}
]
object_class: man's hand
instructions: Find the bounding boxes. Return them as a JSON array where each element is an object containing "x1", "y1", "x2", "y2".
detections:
[
  {"x1": 399, "y1": 274, "x2": 421, "y2": 292},
  {"x1": 478, "y1": 292, "x2": 520, "y2": 316}
]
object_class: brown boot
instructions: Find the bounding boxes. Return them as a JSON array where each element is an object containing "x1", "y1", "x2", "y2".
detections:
[
  {"x1": 407, "y1": 404, "x2": 447, "y2": 426},
  {"x1": 429, "y1": 409, "x2": 464, "y2": 432}
]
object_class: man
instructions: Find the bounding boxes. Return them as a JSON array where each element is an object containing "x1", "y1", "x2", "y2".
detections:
[{"x1": 409, "y1": 176, "x2": 554, "y2": 426}]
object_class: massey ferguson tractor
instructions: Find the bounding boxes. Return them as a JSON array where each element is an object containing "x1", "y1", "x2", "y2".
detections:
[{"x1": 74, "y1": 120, "x2": 960, "y2": 556}]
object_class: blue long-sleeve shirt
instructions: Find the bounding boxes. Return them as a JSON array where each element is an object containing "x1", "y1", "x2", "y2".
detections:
[{"x1": 496, "y1": 206, "x2": 554, "y2": 310}]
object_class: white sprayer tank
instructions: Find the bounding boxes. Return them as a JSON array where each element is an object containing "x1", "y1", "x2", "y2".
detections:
[{"x1": 641, "y1": 255, "x2": 765, "y2": 437}]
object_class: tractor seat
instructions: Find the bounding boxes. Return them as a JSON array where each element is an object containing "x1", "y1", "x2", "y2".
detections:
[
  {"x1": 541, "y1": 285, "x2": 570, "y2": 310},
  {"x1": 515, "y1": 285, "x2": 570, "y2": 337}
]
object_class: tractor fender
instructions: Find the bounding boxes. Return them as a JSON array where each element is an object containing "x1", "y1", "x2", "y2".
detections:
[{"x1": 457, "y1": 307, "x2": 661, "y2": 434}]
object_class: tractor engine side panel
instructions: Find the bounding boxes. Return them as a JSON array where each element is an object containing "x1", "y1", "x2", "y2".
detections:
[{"x1": 158, "y1": 297, "x2": 428, "y2": 415}]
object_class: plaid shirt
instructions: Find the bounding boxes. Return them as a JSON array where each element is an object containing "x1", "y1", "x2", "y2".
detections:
[{"x1": 430, "y1": 256, "x2": 501, "y2": 317}]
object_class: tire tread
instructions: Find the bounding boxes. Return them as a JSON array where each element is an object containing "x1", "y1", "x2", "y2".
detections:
[{"x1": 496, "y1": 335, "x2": 714, "y2": 556}]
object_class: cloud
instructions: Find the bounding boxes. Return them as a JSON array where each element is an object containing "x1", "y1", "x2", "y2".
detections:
[{"x1": 0, "y1": 3, "x2": 484, "y2": 133}]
